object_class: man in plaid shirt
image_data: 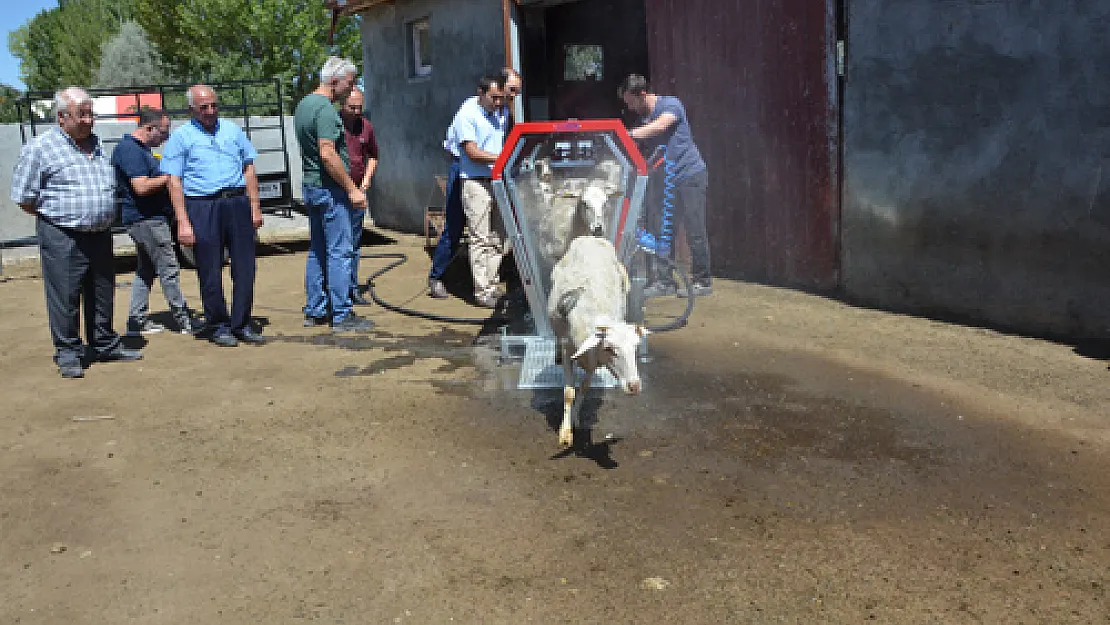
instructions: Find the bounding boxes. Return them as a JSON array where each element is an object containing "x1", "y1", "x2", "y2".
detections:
[{"x1": 10, "y1": 86, "x2": 143, "y2": 378}]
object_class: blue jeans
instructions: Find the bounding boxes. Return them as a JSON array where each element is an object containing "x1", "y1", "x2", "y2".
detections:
[
  {"x1": 428, "y1": 159, "x2": 463, "y2": 280},
  {"x1": 350, "y1": 208, "x2": 366, "y2": 296},
  {"x1": 303, "y1": 184, "x2": 356, "y2": 322}
]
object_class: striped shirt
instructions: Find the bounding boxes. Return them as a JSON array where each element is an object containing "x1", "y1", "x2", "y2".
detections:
[{"x1": 10, "y1": 127, "x2": 117, "y2": 231}]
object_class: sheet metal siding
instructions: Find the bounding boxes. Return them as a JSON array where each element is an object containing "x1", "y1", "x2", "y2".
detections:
[{"x1": 644, "y1": 0, "x2": 837, "y2": 288}]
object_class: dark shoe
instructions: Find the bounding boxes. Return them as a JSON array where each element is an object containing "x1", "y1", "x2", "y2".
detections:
[
  {"x1": 233, "y1": 328, "x2": 266, "y2": 345},
  {"x1": 351, "y1": 292, "x2": 372, "y2": 306},
  {"x1": 677, "y1": 281, "x2": 713, "y2": 298},
  {"x1": 642, "y1": 282, "x2": 677, "y2": 298},
  {"x1": 125, "y1": 319, "x2": 165, "y2": 337},
  {"x1": 332, "y1": 314, "x2": 376, "y2": 333},
  {"x1": 59, "y1": 364, "x2": 84, "y2": 379},
  {"x1": 210, "y1": 332, "x2": 239, "y2": 347},
  {"x1": 428, "y1": 278, "x2": 449, "y2": 299},
  {"x1": 98, "y1": 348, "x2": 144, "y2": 362},
  {"x1": 303, "y1": 315, "x2": 329, "y2": 328}
]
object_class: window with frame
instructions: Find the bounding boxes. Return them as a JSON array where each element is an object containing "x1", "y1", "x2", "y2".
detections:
[{"x1": 408, "y1": 18, "x2": 432, "y2": 78}]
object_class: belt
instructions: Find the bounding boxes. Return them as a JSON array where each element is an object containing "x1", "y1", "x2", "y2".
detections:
[{"x1": 191, "y1": 187, "x2": 246, "y2": 200}]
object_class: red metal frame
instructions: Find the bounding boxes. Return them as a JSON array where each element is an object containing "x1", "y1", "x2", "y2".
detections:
[{"x1": 491, "y1": 119, "x2": 648, "y2": 180}]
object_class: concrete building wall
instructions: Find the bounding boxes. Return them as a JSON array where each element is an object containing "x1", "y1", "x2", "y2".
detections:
[
  {"x1": 843, "y1": 0, "x2": 1110, "y2": 337},
  {"x1": 359, "y1": 0, "x2": 505, "y2": 232}
]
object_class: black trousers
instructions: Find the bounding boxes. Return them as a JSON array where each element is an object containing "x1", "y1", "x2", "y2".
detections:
[
  {"x1": 185, "y1": 194, "x2": 256, "y2": 333},
  {"x1": 645, "y1": 168, "x2": 712, "y2": 285},
  {"x1": 36, "y1": 217, "x2": 121, "y2": 366}
]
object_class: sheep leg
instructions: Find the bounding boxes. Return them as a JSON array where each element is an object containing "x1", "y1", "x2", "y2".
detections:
[{"x1": 559, "y1": 342, "x2": 576, "y2": 447}]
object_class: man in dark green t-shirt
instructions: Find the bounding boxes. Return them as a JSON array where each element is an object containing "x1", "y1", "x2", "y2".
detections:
[{"x1": 294, "y1": 56, "x2": 374, "y2": 333}]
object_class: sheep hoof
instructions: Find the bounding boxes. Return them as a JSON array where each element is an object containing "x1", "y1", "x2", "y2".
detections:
[{"x1": 558, "y1": 428, "x2": 574, "y2": 447}]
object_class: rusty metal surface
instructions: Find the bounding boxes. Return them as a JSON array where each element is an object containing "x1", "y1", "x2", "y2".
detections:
[{"x1": 644, "y1": 0, "x2": 839, "y2": 289}]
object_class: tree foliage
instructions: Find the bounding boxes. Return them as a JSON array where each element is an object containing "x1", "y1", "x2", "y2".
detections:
[
  {"x1": 134, "y1": 0, "x2": 362, "y2": 112},
  {"x1": 94, "y1": 21, "x2": 168, "y2": 88},
  {"x1": 8, "y1": 0, "x2": 362, "y2": 112},
  {"x1": 8, "y1": 0, "x2": 135, "y2": 93},
  {"x1": 0, "y1": 84, "x2": 23, "y2": 123}
]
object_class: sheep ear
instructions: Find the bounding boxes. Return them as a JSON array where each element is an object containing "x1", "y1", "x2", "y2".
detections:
[{"x1": 572, "y1": 334, "x2": 602, "y2": 359}]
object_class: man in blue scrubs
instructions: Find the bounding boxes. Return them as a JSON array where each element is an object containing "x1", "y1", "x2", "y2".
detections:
[{"x1": 162, "y1": 84, "x2": 265, "y2": 347}]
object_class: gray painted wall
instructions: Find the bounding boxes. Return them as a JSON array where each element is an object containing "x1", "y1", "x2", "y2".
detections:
[
  {"x1": 359, "y1": 0, "x2": 505, "y2": 232},
  {"x1": 843, "y1": 0, "x2": 1110, "y2": 337},
  {"x1": 1, "y1": 116, "x2": 306, "y2": 250}
]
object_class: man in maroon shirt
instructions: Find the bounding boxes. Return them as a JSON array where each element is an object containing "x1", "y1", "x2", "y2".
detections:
[{"x1": 341, "y1": 87, "x2": 380, "y2": 305}]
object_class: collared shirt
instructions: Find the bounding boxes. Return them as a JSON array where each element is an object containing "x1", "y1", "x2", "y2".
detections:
[
  {"x1": 160, "y1": 118, "x2": 258, "y2": 197},
  {"x1": 343, "y1": 116, "x2": 379, "y2": 185},
  {"x1": 9, "y1": 127, "x2": 117, "y2": 231},
  {"x1": 112, "y1": 134, "x2": 170, "y2": 225},
  {"x1": 453, "y1": 97, "x2": 508, "y2": 179},
  {"x1": 443, "y1": 97, "x2": 509, "y2": 160}
]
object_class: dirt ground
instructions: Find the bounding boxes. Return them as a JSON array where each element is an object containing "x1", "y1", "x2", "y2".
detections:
[{"x1": 2, "y1": 231, "x2": 1109, "y2": 624}]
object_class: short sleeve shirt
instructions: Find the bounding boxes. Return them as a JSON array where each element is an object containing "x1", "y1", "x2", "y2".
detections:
[
  {"x1": 343, "y1": 117, "x2": 379, "y2": 184},
  {"x1": 112, "y1": 134, "x2": 170, "y2": 225},
  {"x1": 454, "y1": 97, "x2": 508, "y2": 179},
  {"x1": 295, "y1": 94, "x2": 349, "y2": 188},
  {"x1": 9, "y1": 127, "x2": 117, "y2": 231},
  {"x1": 160, "y1": 119, "x2": 258, "y2": 196},
  {"x1": 642, "y1": 96, "x2": 706, "y2": 180}
]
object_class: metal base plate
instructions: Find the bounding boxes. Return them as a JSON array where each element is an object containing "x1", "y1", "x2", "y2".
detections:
[{"x1": 505, "y1": 335, "x2": 619, "y2": 390}]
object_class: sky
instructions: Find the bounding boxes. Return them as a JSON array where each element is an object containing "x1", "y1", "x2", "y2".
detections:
[{"x1": 1, "y1": 0, "x2": 58, "y2": 90}]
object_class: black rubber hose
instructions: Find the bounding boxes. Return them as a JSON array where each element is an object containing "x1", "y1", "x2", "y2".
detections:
[
  {"x1": 359, "y1": 252, "x2": 511, "y2": 325},
  {"x1": 641, "y1": 251, "x2": 696, "y2": 333}
]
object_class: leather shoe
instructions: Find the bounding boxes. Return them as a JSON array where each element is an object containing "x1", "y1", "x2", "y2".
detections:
[
  {"x1": 428, "y1": 278, "x2": 449, "y2": 299},
  {"x1": 233, "y1": 328, "x2": 266, "y2": 345},
  {"x1": 332, "y1": 313, "x2": 376, "y2": 333},
  {"x1": 97, "y1": 348, "x2": 143, "y2": 362},
  {"x1": 351, "y1": 292, "x2": 372, "y2": 306},
  {"x1": 59, "y1": 364, "x2": 84, "y2": 378},
  {"x1": 303, "y1": 315, "x2": 328, "y2": 328},
  {"x1": 210, "y1": 333, "x2": 239, "y2": 347}
]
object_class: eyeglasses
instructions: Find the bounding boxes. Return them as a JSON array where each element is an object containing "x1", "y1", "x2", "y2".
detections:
[
  {"x1": 197, "y1": 103, "x2": 219, "y2": 111},
  {"x1": 61, "y1": 111, "x2": 96, "y2": 120}
]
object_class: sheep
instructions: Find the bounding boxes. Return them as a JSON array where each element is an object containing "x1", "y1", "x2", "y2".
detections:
[
  {"x1": 547, "y1": 235, "x2": 648, "y2": 447},
  {"x1": 532, "y1": 180, "x2": 610, "y2": 270}
]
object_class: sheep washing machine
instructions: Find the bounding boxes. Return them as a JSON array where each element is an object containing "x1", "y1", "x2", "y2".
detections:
[{"x1": 490, "y1": 119, "x2": 650, "y2": 389}]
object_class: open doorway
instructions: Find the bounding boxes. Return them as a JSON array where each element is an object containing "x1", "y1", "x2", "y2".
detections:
[{"x1": 518, "y1": 0, "x2": 649, "y2": 122}]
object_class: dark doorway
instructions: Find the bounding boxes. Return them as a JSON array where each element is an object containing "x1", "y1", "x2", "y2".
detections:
[{"x1": 519, "y1": 0, "x2": 648, "y2": 122}]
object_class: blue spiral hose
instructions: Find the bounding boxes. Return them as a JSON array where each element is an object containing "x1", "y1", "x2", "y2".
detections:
[{"x1": 638, "y1": 145, "x2": 677, "y2": 257}]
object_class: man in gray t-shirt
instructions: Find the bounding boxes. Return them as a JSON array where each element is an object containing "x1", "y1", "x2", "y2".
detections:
[{"x1": 620, "y1": 74, "x2": 712, "y2": 297}]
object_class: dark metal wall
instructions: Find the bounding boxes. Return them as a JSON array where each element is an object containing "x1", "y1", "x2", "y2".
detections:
[{"x1": 643, "y1": 0, "x2": 839, "y2": 289}]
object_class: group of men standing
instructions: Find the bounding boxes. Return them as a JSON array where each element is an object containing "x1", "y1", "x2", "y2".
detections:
[{"x1": 10, "y1": 55, "x2": 381, "y2": 378}]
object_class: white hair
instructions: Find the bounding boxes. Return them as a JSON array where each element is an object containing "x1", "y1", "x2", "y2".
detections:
[
  {"x1": 54, "y1": 87, "x2": 92, "y2": 116},
  {"x1": 186, "y1": 85, "x2": 216, "y2": 107},
  {"x1": 320, "y1": 56, "x2": 358, "y2": 83}
]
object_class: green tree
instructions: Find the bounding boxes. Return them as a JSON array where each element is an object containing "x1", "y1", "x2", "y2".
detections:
[
  {"x1": 8, "y1": 0, "x2": 136, "y2": 92},
  {"x1": 135, "y1": 0, "x2": 362, "y2": 112},
  {"x1": 94, "y1": 21, "x2": 168, "y2": 88},
  {"x1": 0, "y1": 84, "x2": 23, "y2": 123}
]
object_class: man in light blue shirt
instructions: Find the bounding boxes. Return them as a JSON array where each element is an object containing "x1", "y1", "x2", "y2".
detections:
[
  {"x1": 162, "y1": 84, "x2": 265, "y2": 347},
  {"x1": 427, "y1": 69, "x2": 520, "y2": 302},
  {"x1": 453, "y1": 73, "x2": 510, "y2": 308}
]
